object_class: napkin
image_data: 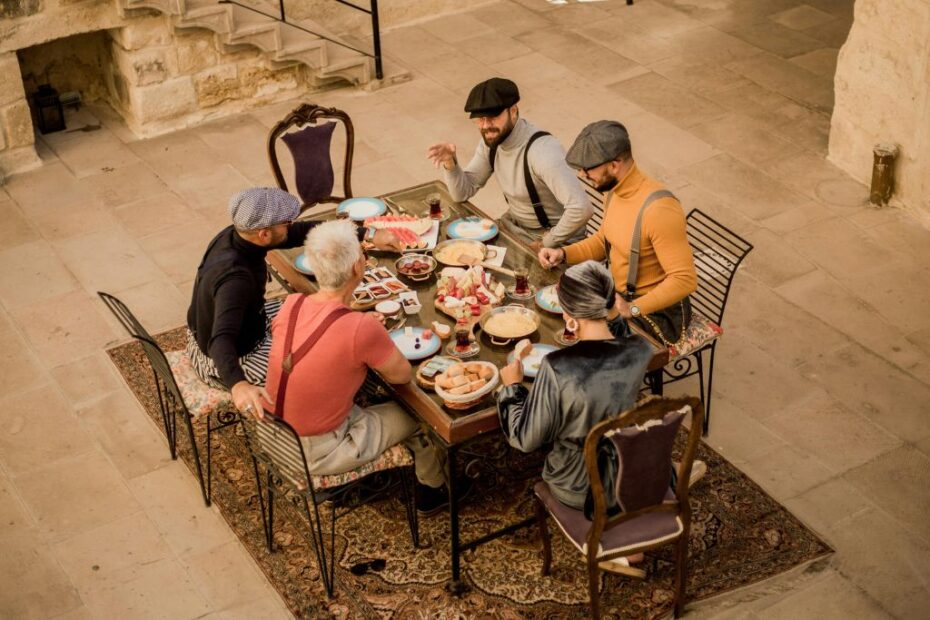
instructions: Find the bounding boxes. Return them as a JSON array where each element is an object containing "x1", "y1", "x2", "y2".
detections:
[{"x1": 485, "y1": 245, "x2": 507, "y2": 267}]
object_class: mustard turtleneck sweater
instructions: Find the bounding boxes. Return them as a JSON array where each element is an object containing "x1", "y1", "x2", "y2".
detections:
[{"x1": 562, "y1": 163, "x2": 697, "y2": 315}]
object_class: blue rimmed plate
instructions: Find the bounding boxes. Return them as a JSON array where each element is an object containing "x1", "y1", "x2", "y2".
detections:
[
  {"x1": 294, "y1": 252, "x2": 314, "y2": 275},
  {"x1": 446, "y1": 217, "x2": 498, "y2": 242},
  {"x1": 535, "y1": 284, "x2": 562, "y2": 314},
  {"x1": 337, "y1": 197, "x2": 387, "y2": 221},
  {"x1": 389, "y1": 327, "x2": 441, "y2": 361},
  {"x1": 506, "y1": 343, "x2": 558, "y2": 379}
]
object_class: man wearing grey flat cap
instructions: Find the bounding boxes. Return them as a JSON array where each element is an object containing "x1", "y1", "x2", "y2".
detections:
[
  {"x1": 426, "y1": 77, "x2": 592, "y2": 251},
  {"x1": 186, "y1": 187, "x2": 402, "y2": 415},
  {"x1": 539, "y1": 121, "x2": 697, "y2": 346}
]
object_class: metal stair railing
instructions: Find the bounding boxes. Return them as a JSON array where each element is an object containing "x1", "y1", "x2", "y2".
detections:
[{"x1": 218, "y1": 0, "x2": 383, "y2": 79}]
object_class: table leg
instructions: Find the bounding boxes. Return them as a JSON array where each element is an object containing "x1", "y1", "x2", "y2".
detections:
[{"x1": 445, "y1": 443, "x2": 468, "y2": 595}]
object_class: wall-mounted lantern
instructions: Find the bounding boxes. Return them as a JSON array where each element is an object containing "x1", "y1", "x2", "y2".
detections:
[{"x1": 33, "y1": 84, "x2": 65, "y2": 134}]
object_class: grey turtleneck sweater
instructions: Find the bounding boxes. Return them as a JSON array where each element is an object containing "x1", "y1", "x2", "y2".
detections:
[{"x1": 442, "y1": 118, "x2": 593, "y2": 248}]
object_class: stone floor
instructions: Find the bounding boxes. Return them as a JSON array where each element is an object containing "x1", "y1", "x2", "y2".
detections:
[{"x1": 1, "y1": 0, "x2": 929, "y2": 617}]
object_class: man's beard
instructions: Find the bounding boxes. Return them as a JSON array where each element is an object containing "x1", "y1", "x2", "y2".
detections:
[
  {"x1": 481, "y1": 121, "x2": 515, "y2": 147},
  {"x1": 595, "y1": 173, "x2": 619, "y2": 193}
]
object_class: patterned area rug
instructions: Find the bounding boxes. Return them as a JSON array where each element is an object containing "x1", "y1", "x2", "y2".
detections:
[{"x1": 108, "y1": 328, "x2": 832, "y2": 619}]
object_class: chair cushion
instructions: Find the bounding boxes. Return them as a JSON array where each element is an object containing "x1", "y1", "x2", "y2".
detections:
[
  {"x1": 166, "y1": 351, "x2": 235, "y2": 419},
  {"x1": 281, "y1": 122, "x2": 336, "y2": 205},
  {"x1": 535, "y1": 481, "x2": 682, "y2": 558},
  {"x1": 311, "y1": 443, "x2": 414, "y2": 491},
  {"x1": 668, "y1": 312, "x2": 723, "y2": 360}
]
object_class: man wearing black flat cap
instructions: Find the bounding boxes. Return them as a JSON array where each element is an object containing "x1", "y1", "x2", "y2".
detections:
[
  {"x1": 427, "y1": 77, "x2": 591, "y2": 250},
  {"x1": 539, "y1": 121, "x2": 697, "y2": 347}
]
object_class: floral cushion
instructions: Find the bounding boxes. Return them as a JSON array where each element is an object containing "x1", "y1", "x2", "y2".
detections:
[
  {"x1": 667, "y1": 312, "x2": 723, "y2": 360},
  {"x1": 166, "y1": 351, "x2": 235, "y2": 419},
  {"x1": 312, "y1": 443, "x2": 414, "y2": 491}
]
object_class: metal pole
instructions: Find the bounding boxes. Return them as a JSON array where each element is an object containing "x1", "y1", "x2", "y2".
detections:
[{"x1": 371, "y1": 0, "x2": 383, "y2": 80}]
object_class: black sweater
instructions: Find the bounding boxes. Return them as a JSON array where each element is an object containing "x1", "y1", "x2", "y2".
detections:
[{"x1": 186, "y1": 221, "x2": 317, "y2": 388}]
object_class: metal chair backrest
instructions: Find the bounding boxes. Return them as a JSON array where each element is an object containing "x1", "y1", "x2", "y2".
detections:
[
  {"x1": 240, "y1": 412, "x2": 313, "y2": 494},
  {"x1": 582, "y1": 177, "x2": 605, "y2": 237},
  {"x1": 267, "y1": 103, "x2": 354, "y2": 209},
  {"x1": 584, "y1": 396, "x2": 704, "y2": 546},
  {"x1": 685, "y1": 209, "x2": 753, "y2": 326},
  {"x1": 97, "y1": 292, "x2": 188, "y2": 412}
]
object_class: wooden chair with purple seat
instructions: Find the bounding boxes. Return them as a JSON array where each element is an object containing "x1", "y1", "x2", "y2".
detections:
[
  {"x1": 267, "y1": 103, "x2": 355, "y2": 213},
  {"x1": 533, "y1": 396, "x2": 704, "y2": 619}
]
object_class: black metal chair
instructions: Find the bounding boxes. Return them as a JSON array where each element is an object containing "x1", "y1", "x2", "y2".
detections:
[
  {"x1": 534, "y1": 396, "x2": 704, "y2": 619},
  {"x1": 97, "y1": 292, "x2": 239, "y2": 506},
  {"x1": 239, "y1": 411, "x2": 419, "y2": 597},
  {"x1": 98, "y1": 292, "x2": 211, "y2": 505},
  {"x1": 645, "y1": 209, "x2": 753, "y2": 434},
  {"x1": 267, "y1": 103, "x2": 354, "y2": 212}
]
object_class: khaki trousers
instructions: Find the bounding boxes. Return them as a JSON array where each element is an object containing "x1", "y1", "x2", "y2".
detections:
[{"x1": 299, "y1": 402, "x2": 445, "y2": 488}]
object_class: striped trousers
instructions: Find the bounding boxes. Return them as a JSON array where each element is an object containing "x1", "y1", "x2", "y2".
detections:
[{"x1": 186, "y1": 298, "x2": 284, "y2": 390}]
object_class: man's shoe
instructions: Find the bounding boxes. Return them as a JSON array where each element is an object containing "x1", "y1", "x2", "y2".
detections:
[
  {"x1": 673, "y1": 459, "x2": 708, "y2": 488},
  {"x1": 416, "y1": 477, "x2": 475, "y2": 517},
  {"x1": 688, "y1": 459, "x2": 707, "y2": 487}
]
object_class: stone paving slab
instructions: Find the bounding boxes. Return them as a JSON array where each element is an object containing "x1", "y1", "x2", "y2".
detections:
[{"x1": 1, "y1": 0, "x2": 928, "y2": 617}]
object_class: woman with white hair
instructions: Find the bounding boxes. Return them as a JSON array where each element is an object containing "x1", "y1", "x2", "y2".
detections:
[{"x1": 261, "y1": 220, "x2": 452, "y2": 515}]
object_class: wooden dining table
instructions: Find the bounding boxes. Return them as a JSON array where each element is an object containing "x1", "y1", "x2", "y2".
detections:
[{"x1": 265, "y1": 180, "x2": 669, "y2": 592}]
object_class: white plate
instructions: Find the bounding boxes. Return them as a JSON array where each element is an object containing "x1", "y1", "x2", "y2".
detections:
[
  {"x1": 337, "y1": 197, "x2": 387, "y2": 221},
  {"x1": 506, "y1": 343, "x2": 558, "y2": 378},
  {"x1": 293, "y1": 253, "x2": 314, "y2": 275},
  {"x1": 446, "y1": 217, "x2": 499, "y2": 242},
  {"x1": 389, "y1": 327, "x2": 441, "y2": 360},
  {"x1": 535, "y1": 284, "x2": 562, "y2": 313}
]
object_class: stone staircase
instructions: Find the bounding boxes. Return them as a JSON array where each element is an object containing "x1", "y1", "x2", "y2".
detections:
[{"x1": 118, "y1": 0, "x2": 397, "y2": 88}]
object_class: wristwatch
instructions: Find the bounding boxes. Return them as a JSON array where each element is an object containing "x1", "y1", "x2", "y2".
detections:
[
  {"x1": 364, "y1": 226, "x2": 377, "y2": 242},
  {"x1": 630, "y1": 304, "x2": 642, "y2": 318}
]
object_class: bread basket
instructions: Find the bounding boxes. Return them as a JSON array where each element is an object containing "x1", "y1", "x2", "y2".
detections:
[{"x1": 434, "y1": 361, "x2": 500, "y2": 407}]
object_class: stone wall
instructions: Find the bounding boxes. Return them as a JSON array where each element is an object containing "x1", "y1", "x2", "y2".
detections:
[
  {"x1": 0, "y1": 0, "x2": 492, "y2": 180},
  {"x1": 106, "y1": 17, "x2": 310, "y2": 137},
  {"x1": 829, "y1": 0, "x2": 930, "y2": 226}
]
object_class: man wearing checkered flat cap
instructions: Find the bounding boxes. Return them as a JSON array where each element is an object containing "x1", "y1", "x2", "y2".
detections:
[
  {"x1": 539, "y1": 121, "x2": 697, "y2": 347},
  {"x1": 186, "y1": 187, "x2": 402, "y2": 415},
  {"x1": 427, "y1": 78, "x2": 592, "y2": 251}
]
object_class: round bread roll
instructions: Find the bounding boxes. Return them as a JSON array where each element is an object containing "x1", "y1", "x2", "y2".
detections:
[
  {"x1": 450, "y1": 375, "x2": 469, "y2": 387},
  {"x1": 435, "y1": 374, "x2": 455, "y2": 389},
  {"x1": 468, "y1": 378, "x2": 487, "y2": 391},
  {"x1": 448, "y1": 364, "x2": 466, "y2": 377},
  {"x1": 465, "y1": 363, "x2": 484, "y2": 374},
  {"x1": 479, "y1": 366, "x2": 494, "y2": 380}
]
